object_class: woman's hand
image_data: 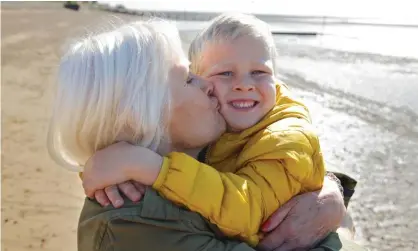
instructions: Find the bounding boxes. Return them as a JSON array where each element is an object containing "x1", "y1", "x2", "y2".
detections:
[
  {"x1": 94, "y1": 181, "x2": 147, "y2": 208},
  {"x1": 82, "y1": 142, "x2": 164, "y2": 198},
  {"x1": 257, "y1": 176, "x2": 346, "y2": 251}
]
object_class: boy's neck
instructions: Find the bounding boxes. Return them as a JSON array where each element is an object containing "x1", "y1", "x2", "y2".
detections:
[{"x1": 181, "y1": 148, "x2": 203, "y2": 159}]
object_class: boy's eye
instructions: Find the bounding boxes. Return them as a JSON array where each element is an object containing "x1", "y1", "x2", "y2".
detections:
[
  {"x1": 217, "y1": 71, "x2": 233, "y2": 77},
  {"x1": 251, "y1": 70, "x2": 266, "y2": 75}
]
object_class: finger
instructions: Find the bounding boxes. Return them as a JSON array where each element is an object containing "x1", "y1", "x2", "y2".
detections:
[
  {"x1": 273, "y1": 242, "x2": 296, "y2": 251},
  {"x1": 262, "y1": 199, "x2": 298, "y2": 232},
  {"x1": 118, "y1": 181, "x2": 142, "y2": 202},
  {"x1": 94, "y1": 190, "x2": 110, "y2": 207},
  {"x1": 86, "y1": 191, "x2": 95, "y2": 199},
  {"x1": 257, "y1": 229, "x2": 286, "y2": 251},
  {"x1": 133, "y1": 181, "x2": 147, "y2": 194},
  {"x1": 104, "y1": 185, "x2": 124, "y2": 208},
  {"x1": 83, "y1": 181, "x2": 96, "y2": 198}
]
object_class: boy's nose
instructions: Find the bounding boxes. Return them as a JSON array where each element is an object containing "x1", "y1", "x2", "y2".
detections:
[
  {"x1": 233, "y1": 85, "x2": 255, "y2": 92},
  {"x1": 233, "y1": 77, "x2": 255, "y2": 92}
]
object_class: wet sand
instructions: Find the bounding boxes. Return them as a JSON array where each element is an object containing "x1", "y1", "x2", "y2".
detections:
[{"x1": 1, "y1": 2, "x2": 416, "y2": 251}]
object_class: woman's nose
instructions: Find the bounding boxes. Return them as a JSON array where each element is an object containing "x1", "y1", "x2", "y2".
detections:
[{"x1": 198, "y1": 77, "x2": 214, "y2": 96}]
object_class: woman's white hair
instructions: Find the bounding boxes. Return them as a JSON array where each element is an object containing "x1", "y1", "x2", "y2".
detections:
[
  {"x1": 47, "y1": 19, "x2": 184, "y2": 172},
  {"x1": 189, "y1": 13, "x2": 278, "y2": 75}
]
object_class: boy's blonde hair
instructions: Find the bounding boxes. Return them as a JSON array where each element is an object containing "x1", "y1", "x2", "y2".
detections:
[
  {"x1": 189, "y1": 13, "x2": 278, "y2": 75},
  {"x1": 47, "y1": 20, "x2": 184, "y2": 171}
]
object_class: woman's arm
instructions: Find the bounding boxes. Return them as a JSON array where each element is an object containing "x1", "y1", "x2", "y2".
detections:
[
  {"x1": 83, "y1": 142, "x2": 356, "y2": 250},
  {"x1": 83, "y1": 132, "x2": 324, "y2": 247},
  {"x1": 78, "y1": 189, "x2": 256, "y2": 251},
  {"x1": 257, "y1": 175, "x2": 346, "y2": 251}
]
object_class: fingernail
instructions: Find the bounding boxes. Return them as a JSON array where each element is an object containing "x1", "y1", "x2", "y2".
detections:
[
  {"x1": 133, "y1": 196, "x2": 142, "y2": 204},
  {"x1": 115, "y1": 199, "x2": 123, "y2": 207},
  {"x1": 261, "y1": 219, "x2": 271, "y2": 232},
  {"x1": 131, "y1": 195, "x2": 139, "y2": 202}
]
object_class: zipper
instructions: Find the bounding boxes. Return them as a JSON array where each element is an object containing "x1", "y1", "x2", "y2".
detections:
[{"x1": 204, "y1": 144, "x2": 212, "y2": 164}]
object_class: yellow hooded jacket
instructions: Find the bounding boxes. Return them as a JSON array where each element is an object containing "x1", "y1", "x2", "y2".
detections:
[{"x1": 152, "y1": 83, "x2": 325, "y2": 246}]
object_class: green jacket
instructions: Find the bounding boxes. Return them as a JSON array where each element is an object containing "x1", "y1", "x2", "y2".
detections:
[
  {"x1": 78, "y1": 187, "x2": 364, "y2": 251},
  {"x1": 78, "y1": 147, "x2": 363, "y2": 251}
]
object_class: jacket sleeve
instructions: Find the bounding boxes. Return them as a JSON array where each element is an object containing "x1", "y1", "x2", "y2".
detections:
[
  {"x1": 78, "y1": 197, "x2": 256, "y2": 251},
  {"x1": 100, "y1": 219, "x2": 255, "y2": 251},
  {"x1": 152, "y1": 130, "x2": 325, "y2": 246}
]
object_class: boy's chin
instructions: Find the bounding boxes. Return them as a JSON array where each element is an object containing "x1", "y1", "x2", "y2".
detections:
[{"x1": 226, "y1": 121, "x2": 258, "y2": 133}]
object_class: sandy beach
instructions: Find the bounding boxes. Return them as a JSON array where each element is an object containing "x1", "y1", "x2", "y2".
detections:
[
  {"x1": 1, "y1": 3, "x2": 138, "y2": 251},
  {"x1": 2, "y1": 2, "x2": 417, "y2": 251}
]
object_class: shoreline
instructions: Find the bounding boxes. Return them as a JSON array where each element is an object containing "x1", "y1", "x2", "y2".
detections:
[{"x1": 96, "y1": 2, "x2": 418, "y2": 28}]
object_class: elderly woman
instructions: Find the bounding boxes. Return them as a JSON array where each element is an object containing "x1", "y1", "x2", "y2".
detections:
[{"x1": 48, "y1": 19, "x2": 364, "y2": 251}]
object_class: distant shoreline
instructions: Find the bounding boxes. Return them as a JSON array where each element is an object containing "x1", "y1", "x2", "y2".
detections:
[{"x1": 94, "y1": 2, "x2": 418, "y2": 28}]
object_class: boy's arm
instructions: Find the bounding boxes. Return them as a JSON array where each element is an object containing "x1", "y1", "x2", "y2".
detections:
[
  {"x1": 150, "y1": 130, "x2": 325, "y2": 246},
  {"x1": 153, "y1": 154, "x2": 292, "y2": 245}
]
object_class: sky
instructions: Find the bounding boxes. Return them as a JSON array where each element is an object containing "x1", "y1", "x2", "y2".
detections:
[{"x1": 100, "y1": 0, "x2": 418, "y2": 24}]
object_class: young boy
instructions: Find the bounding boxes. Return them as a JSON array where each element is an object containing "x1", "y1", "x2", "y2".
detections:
[{"x1": 84, "y1": 13, "x2": 325, "y2": 246}]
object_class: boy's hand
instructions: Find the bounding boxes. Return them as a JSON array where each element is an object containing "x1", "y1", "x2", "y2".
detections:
[
  {"x1": 94, "y1": 181, "x2": 147, "y2": 208},
  {"x1": 82, "y1": 141, "x2": 163, "y2": 198}
]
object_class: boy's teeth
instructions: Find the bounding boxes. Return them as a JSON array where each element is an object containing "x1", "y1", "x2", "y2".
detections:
[{"x1": 231, "y1": 101, "x2": 256, "y2": 108}]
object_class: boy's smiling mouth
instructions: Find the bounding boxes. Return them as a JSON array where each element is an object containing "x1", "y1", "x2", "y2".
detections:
[{"x1": 228, "y1": 100, "x2": 259, "y2": 110}]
